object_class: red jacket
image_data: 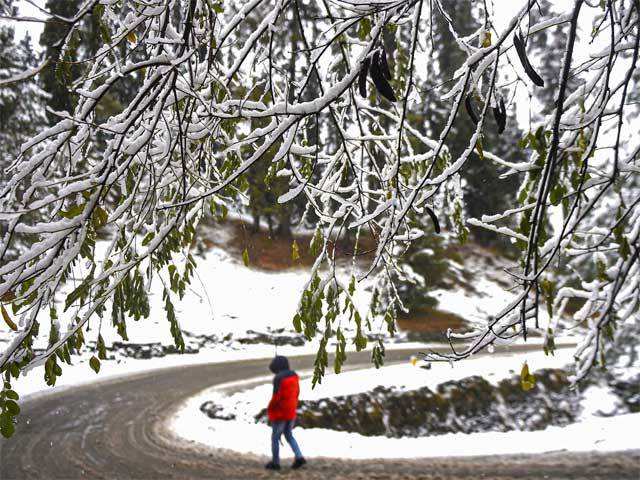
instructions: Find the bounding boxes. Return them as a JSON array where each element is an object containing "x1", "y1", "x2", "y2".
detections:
[{"x1": 267, "y1": 357, "x2": 299, "y2": 421}]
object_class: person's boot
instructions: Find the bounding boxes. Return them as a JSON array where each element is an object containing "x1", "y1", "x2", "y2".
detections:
[
  {"x1": 265, "y1": 461, "x2": 281, "y2": 470},
  {"x1": 291, "y1": 457, "x2": 307, "y2": 470}
]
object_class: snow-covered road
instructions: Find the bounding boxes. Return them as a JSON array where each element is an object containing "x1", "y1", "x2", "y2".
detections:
[{"x1": 2, "y1": 344, "x2": 639, "y2": 480}]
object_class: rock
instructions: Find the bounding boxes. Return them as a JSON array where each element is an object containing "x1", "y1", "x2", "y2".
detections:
[
  {"x1": 236, "y1": 330, "x2": 305, "y2": 347},
  {"x1": 253, "y1": 369, "x2": 583, "y2": 438},
  {"x1": 610, "y1": 373, "x2": 640, "y2": 413},
  {"x1": 110, "y1": 341, "x2": 199, "y2": 358},
  {"x1": 201, "y1": 401, "x2": 236, "y2": 420}
]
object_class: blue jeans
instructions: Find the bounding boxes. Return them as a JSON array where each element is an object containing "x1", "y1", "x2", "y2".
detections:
[{"x1": 271, "y1": 420, "x2": 303, "y2": 464}]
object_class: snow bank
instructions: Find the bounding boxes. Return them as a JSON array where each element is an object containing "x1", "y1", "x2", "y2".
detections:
[
  {"x1": 168, "y1": 346, "x2": 640, "y2": 460},
  {"x1": 171, "y1": 405, "x2": 640, "y2": 459}
]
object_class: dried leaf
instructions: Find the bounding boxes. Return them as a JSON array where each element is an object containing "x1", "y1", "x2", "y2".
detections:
[
  {"x1": 378, "y1": 48, "x2": 391, "y2": 80},
  {"x1": 425, "y1": 206, "x2": 441, "y2": 234},
  {"x1": 492, "y1": 97, "x2": 506, "y2": 134},
  {"x1": 513, "y1": 33, "x2": 544, "y2": 87},
  {"x1": 465, "y1": 94, "x2": 479, "y2": 125},
  {"x1": 369, "y1": 51, "x2": 396, "y2": 102},
  {"x1": 1, "y1": 304, "x2": 17, "y2": 331},
  {"x1": 358, "y1": 56, "x2": 370, "y2": 98}
]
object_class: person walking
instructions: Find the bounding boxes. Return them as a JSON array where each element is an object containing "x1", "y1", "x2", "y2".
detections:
[{"x1": 265, "y1": 355, "x2": 306, "y2": 470}]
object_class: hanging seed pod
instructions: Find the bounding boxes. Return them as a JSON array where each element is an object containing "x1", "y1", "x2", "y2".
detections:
[
  {"x1": 492, "y1": 97, "x2": 506, "y2": 134},
  {"x1": 513, "y1": 32, "x2": 544, "y2": 87},
  {"x1": 358, "y1": 56, "x2": 370, "y2": 98},
  {"x1": 425, "y1": 206, "x2": 441, "y2": 234},
  {"x1": 378, "y1": 48, "x2": 392, "y2": 80},
  {"x1": 465, "y1": 94, "x2": 480, "y2": 125},
  {"x1": 369, "y1": 50, "x2": 397, "y2": 102}
]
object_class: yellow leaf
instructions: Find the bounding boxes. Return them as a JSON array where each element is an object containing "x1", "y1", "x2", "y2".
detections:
[
  {"x1": 410, "y1": 356, "x2": 417, "y2": 366},
  {"x1": 520, "y1": 361, "x2": 536, "y2": 391},
  {"x1": 475, "y1": 137, "x2": 484, "y2": 161},
  {"x1": 126, "y1": 31, "x2": 137, "y2": 43},
  {"x1": 242, "y1": 248, "x2": 250, "y2": 267},
  {"x1": 482, "y1": 31, "x2": 492, "y2": 48},
  {"x1": 1, "y1": 304, "x2": 17, "y2": 331},
  {"x1": 292, "y1": 240, "x2": 300, "y2": 261}
]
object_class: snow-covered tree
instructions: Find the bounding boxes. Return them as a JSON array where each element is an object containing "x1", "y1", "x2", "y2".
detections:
[
  {"x1": 0, "y1": 25, "x2": 48, "y2": 271},
  {"x1": 0, "y1": 0, "x2": 639, "y2": 436}
]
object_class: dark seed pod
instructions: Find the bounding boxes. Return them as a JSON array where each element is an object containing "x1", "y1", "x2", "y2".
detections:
[
  {"x1": 465, "y1": 94, "x2": 480, "y2": 125},
  {"x1": 378, "y1": 48, "x2": 392, "y2": 80},
  {"x1": 358, "y1": 56, "x2": 370, "y2": 98},
  {"x1": 369, "y1": 50, "x2": 397, "y2": 102},
  {"x1": 425, "y1": 206, "x2": 441, "y2": 234},
  {"x1": 513, "y1": 32, "x2": 544, "y2": 87},
  {"x1": 492, "y1": 97, "x2": 506, "y2": 134}
]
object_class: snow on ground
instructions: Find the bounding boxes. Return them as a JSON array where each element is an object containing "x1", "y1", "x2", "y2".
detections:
[
  {"x1": 1, "y1": 243, "x2": 375, "y2": 352},
  {"x1": 171, "y1": 405, "x2": 640, "y2": 459},
  {"x1": 167, "y1": 346, "x2": 640, "y2": 460},
  {"x1": 2, "y1": 243, "x2": 376, "y2": 398},
  {"x1": 431, "y1": 276, "x2": 514, "y2": 326}
]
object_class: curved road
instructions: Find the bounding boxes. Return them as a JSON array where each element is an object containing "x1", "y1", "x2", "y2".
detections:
[{"x1": 1, "y1": 346, "x2": 638, "y2": 479}]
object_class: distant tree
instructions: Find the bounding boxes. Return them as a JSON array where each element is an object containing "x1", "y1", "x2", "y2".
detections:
[
  {"x1": 38, "y1": 0, "x2": 80, "y2": 124},
  {"x1": 424, "y1": 0, "x2": 524, "y2": 246},
  {"x1": 0, "y1": 25, "x2": 47, "y2": 266},
  {"x1": 0, "y1": 29, "x2": 46, "y2": 163}
]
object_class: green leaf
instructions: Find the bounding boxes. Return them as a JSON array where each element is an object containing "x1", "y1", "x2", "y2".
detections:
[
  {"x1": 596, "y1": 259, "x2": 609, "y2": 282},
  {"x1": 309, "y1": 228, "x2": 322, "y2": 257},
  {"x1": 92, "y1": 206, "x2": 109, "y2": 229},
  {"x1": 141, "y1": 232, "x2": 155, "y2": 247},
  {"x1": 5, "y1": 400, "x2": 19, "y2": 416},
  {"x1": 1, "y1": 304, "x2": 17, "y2": 331},
  {"x1": 64, "y1": 283, "x2": 89, "y2": 312},
  {"x1": 384, "y1": 310, "x2": 396, "y2": 336},
  {"x1": 242, "y1": 248, "x2": 250, "y2": 267},
  {"x1": 59, "y1": 203, "x2": 85, "y2": 219},
  {"x1": 97, "y1": 334, "x2": 107, "y2": 360},
  {"x1": 358, "y1": 17, "x2": 371, "y2": 41},
  {"x1": 89, "y1": 356, "x2": 101, "y2": 374},
  {"x1": 348, "y1": 275, "x2": 356, "y2": 296},
  {"x1": 372, "y1": 339, "x2": 386, "y2": 368},
  {"x1": 549, "y1": 184, "x2": 564, "y2": 206},
  {"x1": 0, "y1": 419, "x2": 15, "y2": 438},
  {"x1": 5, "y1": 390, "x2": 19, "y2": 400},
  {"x1": 619, "y1": 237, "x2": 631, "y2": 260}
]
